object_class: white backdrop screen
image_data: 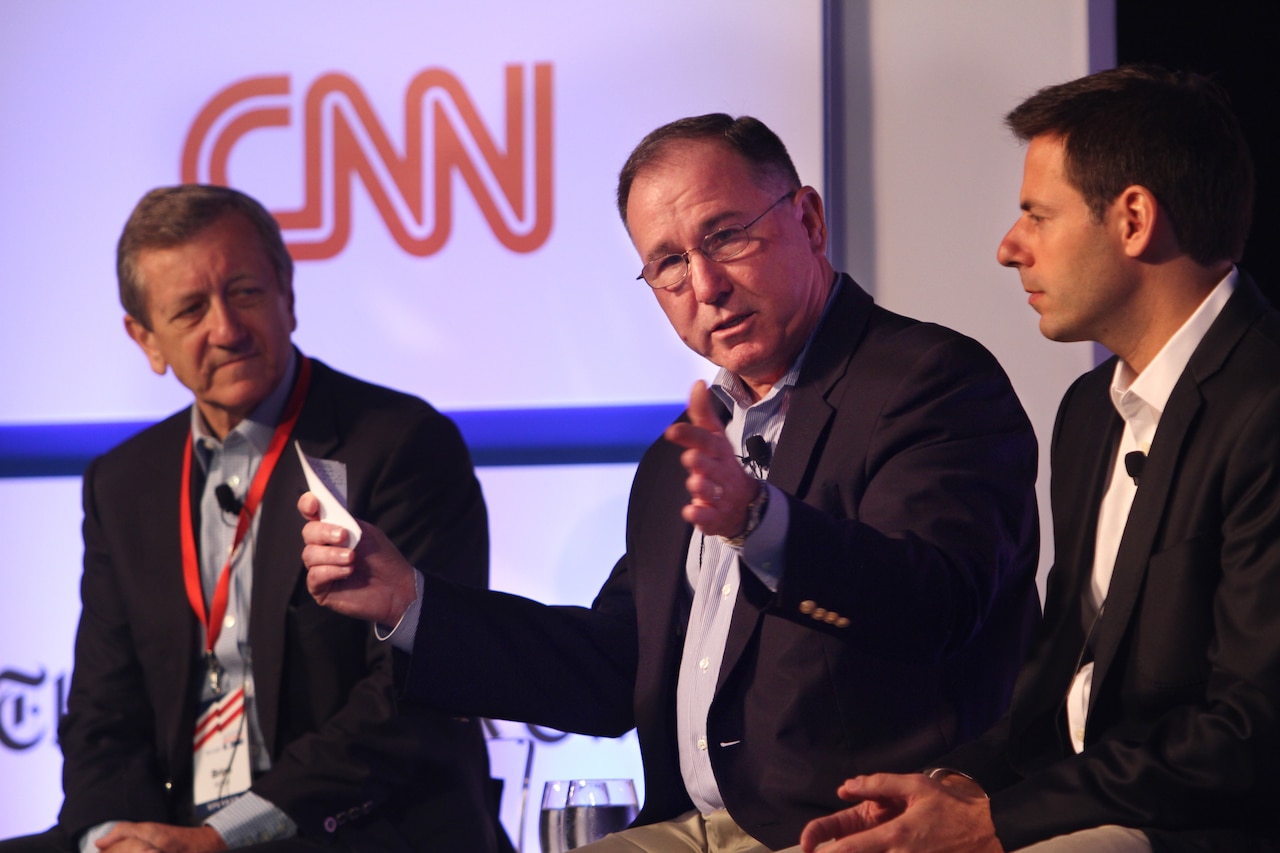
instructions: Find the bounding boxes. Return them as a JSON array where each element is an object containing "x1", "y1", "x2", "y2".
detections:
[{"x1": 0, "y1": 1, "x2": 824, "y2": 842}]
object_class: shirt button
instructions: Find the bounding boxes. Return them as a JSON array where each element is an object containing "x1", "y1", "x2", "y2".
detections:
[
  {"x1": 228, "y1": 475, "x2": 241, "y2": 488},
  {"x1": 697, "y1": 737, "x2": 708, "y2": 751},
  {"x1": 721, "y1": 583, "x2": 732, "y2": 598},
  {"x1": 699, "y1": 657, "x2": 710, "y2": 671},
  {"x1": 224, "y1": 615, "x2": 236, "y2": 629}
]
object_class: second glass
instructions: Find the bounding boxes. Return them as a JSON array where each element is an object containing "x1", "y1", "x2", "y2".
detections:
[{"x1": 539, "y1": 778, "x2": 638, "y2": 853}]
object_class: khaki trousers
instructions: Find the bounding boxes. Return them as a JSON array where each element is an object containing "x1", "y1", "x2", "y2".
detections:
[
  {"x1": 575, "y1": 810, "x2": 801, "y2": 853},
  {"x1": 574, "y1": 810, "x2": 1148, "y2": 853},
  {"x1": 1014, "y1": 826, "x2": 1151, "y2": 852}
]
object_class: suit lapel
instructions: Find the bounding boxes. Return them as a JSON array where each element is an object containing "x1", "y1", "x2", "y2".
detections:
[
  {"x1": 632, "y1": 431, "x2": 697, "y2": 758},
  {"x1": 157, "y1": 417, "x2": 203, "y2": 774},
  {"x1": 1051, "y1": 378, "x2": 1122, "y2": 643},
  {"x1": 247, "y1": 358, "x2": 338, "y2": 754},
  {"x1": 718, "y1": 276, "x2": 870, "y2": 689},
  {"x1": 1087, "y1": 389, "x2": 1201, "y2": 698},
  {"x1": 1010, "y1": 374, "x2": 1119, "y2": 746},
  {"x1": 767, "y1": 276, "x2": 869, "y2": 498},
  {"x1": 1088, "y1": 276, "x2": 1262, "y2": 709}
]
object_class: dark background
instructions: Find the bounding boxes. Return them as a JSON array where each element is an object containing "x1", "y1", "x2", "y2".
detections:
[{"x1": 1118, "y1": 0, "x2": 1280, "y2": 305}]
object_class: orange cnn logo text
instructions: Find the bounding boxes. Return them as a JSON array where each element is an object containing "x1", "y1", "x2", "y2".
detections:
[{"x1": 182, "y1": 63, "x2": 554, "y2": 260}]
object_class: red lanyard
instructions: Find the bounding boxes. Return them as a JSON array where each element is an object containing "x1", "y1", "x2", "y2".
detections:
[{"x1": 179, "y1": 356, "x2": 312, "y2": 659}]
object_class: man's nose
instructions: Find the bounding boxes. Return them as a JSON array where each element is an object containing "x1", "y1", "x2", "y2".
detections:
[
  {"x1": 996, "y1": 223, "x2": 1026, "y2": 268},
  {"x1": 207, "y1": 299, "x2": 247, "y2": 345},
  {"x1": 686, "y1": 251, "x2": 732, "y2": 304}
]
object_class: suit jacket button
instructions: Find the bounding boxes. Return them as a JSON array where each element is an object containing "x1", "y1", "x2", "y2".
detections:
[
  {"x1": 812, "y1": 607, "x2": 828, "y2": 620},
  {"x1": 799, "y1": 600, "x2": 816, "y2": 614},
  {"x1": 824, "y1": 611, "x2": 840, "y2": 624},
  {"x1": 324, "y1": 817, "x2": 338, "y2": 833},
  {"x1": 836, "y1": 617, "x2": 851, "y2": 628}
]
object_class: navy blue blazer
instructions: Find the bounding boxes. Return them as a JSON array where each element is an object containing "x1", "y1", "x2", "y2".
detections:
[
  {"x1": 59, "y1": 358, "x2": 504, "y2": 851},
  {"x1": 946, "y1": 274, "x2": 1280, "y2": 852},
  {"x1": 405, "y1": 277, "x2": 1041, "y2": 850}
]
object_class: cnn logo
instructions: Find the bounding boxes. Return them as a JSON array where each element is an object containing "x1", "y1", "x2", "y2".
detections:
[{"x1": 182, "y1": 63, "x2": 554, "y2": 260}]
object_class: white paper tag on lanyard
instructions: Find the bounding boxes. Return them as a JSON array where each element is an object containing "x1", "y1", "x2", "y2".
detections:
[{"x1": 192, "y1": 686, "x2": 252, "y2": 818}]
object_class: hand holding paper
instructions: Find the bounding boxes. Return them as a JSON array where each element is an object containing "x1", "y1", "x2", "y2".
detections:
[{"x1": 297, "y1": 444, "x2": 419, "y2": 626}]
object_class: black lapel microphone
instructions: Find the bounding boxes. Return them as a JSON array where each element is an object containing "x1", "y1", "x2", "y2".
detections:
[
  {"x1": 1124, "y1": 451, "x2": 1146, "y2": 486},
  {"x1": 215, "y1": 483, "x2": 244, "y2": 516},
  {"x1": 744, "y1": 435, "x2": 772, "y2": 474}
]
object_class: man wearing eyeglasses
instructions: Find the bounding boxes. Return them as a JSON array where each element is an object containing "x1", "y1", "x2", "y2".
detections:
[{"x1": 300, "y1": 114, "x2": 1041, "y2": 852}]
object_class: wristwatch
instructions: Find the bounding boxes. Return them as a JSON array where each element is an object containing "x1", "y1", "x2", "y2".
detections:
[{"x1": 722, "y1": 479, "x2": 770, "y2": 548}]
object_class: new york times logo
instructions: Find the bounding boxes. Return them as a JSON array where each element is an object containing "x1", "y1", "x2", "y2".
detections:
[{"x1": 0, "y1": 668, "x2": 68, "y2": 752}]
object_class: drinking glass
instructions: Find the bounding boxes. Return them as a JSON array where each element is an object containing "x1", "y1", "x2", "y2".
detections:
[{"x1": 539, "y1": 778, "x2": 638, "y2": 853}]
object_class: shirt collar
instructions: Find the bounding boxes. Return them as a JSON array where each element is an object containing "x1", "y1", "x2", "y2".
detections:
[
  {"x1": 1110, "y1": 267, "x2": 1237, "y2": 443},
  {"x1": 191, "y1": 348, "x2": 299, "y2": 466}
]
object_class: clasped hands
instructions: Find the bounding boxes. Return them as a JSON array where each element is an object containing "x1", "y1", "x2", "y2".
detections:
[
  {"x1": 93, "y1": 823, "x2": 225, "y2": 853},
  {"x1": 799, "y1": 772, "x2": 1002, "y2": 853}
]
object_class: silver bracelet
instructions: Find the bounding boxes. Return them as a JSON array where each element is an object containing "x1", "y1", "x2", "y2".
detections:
[{"x1": 923, "y1": 767, "x2": 989, "y2": 799}]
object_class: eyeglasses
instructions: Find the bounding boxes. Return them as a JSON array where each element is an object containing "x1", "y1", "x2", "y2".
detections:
[{"x1": 635, "y1": 191, "x2": 796, "y2": 290}]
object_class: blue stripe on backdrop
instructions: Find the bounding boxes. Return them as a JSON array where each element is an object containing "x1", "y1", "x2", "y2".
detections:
[{"x1": 0, "y1": 403, "x2": 688, "y2": 478}]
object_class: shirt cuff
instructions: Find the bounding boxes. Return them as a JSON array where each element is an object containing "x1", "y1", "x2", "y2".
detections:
[
  {"x1": 740, "y1": 484, "x2": 789, "y2": 592},
  {"x1": 204, "y1": 791, "x2": 298, "y2": 848},
  {"x1": 79, "y1": 821, "x2": 116, "y2": 853},
  {"x1": 378, "y1": 568, "x2": 424, "y2": 654}
]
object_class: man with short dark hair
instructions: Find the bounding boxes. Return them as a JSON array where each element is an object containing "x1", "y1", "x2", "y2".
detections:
[
  {"x1": 800, "y1": 66, "x2": 1280, "y2": 853},
  {"x1": 300, "y1": 114, "x2": 1041, "y2": 853},
  {"x1": 0, "y1": 185, "x2": 506, "y2": 853}
]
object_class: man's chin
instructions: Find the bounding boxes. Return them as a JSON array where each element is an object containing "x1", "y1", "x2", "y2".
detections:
[
  {"x1": 198, "y1": 383, "x2": 274, "y2": 419},
  {"x1": 709, "y1": 338, "x2": 761, "y2": 369},
  {"x1": 1038, "y1": 322, "x2": 1089, "y2": 345}
]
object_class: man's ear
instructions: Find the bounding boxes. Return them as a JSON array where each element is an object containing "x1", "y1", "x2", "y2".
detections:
[
  {"x1": 277, "y1": 272, "x2": 298, "y2": 333},
  {"x1": 124, "y1": 314, "x2": 168, "y2": 376},
  {"x1": 796, "y1": 186, "x2": 828, "y2": 255},
  {"x1": 1115, "y1": 184, "x2": 1163, "y2": 259}
]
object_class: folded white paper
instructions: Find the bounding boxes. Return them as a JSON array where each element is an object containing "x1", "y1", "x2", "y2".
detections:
[{"x1": 295, "y1": 442, "x2": 361, "y2": 547}]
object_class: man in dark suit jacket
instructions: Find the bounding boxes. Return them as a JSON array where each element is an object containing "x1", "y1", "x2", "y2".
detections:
[
  {"x1": 0, "y1": 186, "x2": 505, "y2": 853},
  {"x1": 800, "y1": 67, "x2": 1280, "y2": 853},
  {"x1": 301, "y1": 114, "x2": 1040, "y2": 852}
]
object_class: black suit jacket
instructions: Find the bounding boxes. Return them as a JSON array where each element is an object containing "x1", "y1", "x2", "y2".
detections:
[
  {"x1": 945, "y1": 274, "x2": 1280, "y2": 852},
  {"x1": 406, "y1": 277, "x2": 1041, "y2": 850},
  {"x1": 58, "y1": 358, "x2": 505, "y2": 851}
]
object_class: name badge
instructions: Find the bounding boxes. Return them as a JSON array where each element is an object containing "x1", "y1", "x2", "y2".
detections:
[{"x1": 192, "y1": 686, "x2": 252, "y2": 818}]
